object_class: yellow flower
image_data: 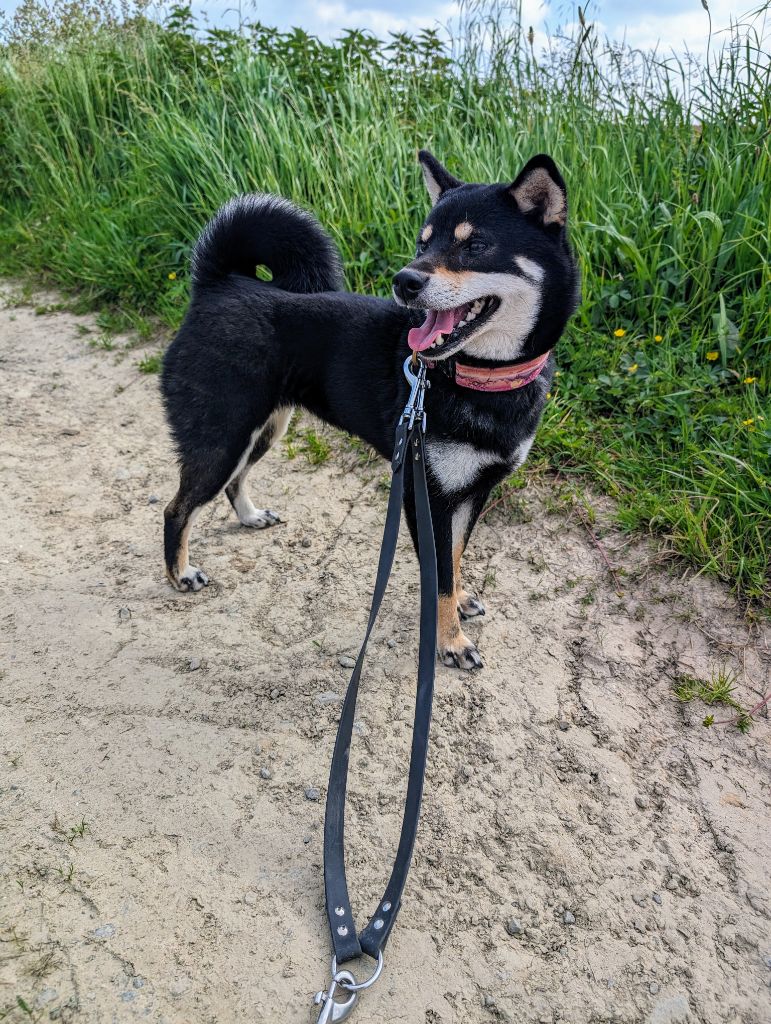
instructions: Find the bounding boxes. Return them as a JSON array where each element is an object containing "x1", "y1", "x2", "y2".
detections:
[
  {"x1": 743, "y1": 376, "x2": 757, "y2": 384},
  {"x1": 627, "y1": 363, "x2": 639, "y2": 374},
  {"x1": 654, "y1": 334, "x2": 663, "y2": 342},
  {"x1": 613, "y1": 328, "x2": 626, "y2": 338},
  {"x1": 758, "y1": 415, "x2": 765, "y2": 421},
  {"x1": 546, "y1": 392, "x2": 552, "y2": 399},
  {"x1": 742, "y1": 418, "x2": 754, "y2": 426},
  {"x1": 706, "y1": 351, "x2": 719, "y2": 361},
  {"x1": 168, "y1": 271, "x2": 177, "y2": 280}
]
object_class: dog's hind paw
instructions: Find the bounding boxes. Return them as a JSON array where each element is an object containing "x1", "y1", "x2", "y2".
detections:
[
  {"x1": 439, "y1": 637, "x2": 483, "y2": 671},
  {"x1": 177, "y1": 566, "x2": 210, "y2": 592},
  {"x1": 458, "y1": 592, "x2": 486, "y2": 619},
  {"x1": 240, "y1": 509, "x2": 281, "y2": 529}
]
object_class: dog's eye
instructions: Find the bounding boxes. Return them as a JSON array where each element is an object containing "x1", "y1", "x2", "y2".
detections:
[
  {"x1": 464, "y1": 239, "x2": 487, "y2": 256},
  {"x1": 416, "y1": 239, "x2": 428, "y2": 254}
]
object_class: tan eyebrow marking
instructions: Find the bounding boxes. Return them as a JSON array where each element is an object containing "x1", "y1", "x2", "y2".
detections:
[
  {"x1": 454, "y1": 221, "x2": 473, "y2": 241},
  {"x1": 420, "y1": 224, "x2": 433, "y2": 242}
]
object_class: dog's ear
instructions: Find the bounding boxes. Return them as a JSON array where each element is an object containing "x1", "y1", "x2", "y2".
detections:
[
  {"x1": 418, "y1": 150, "x2": 463, "y2": 206},
  {"x1": 509, "y1": 155, "x2": 567, "y2": 227}
]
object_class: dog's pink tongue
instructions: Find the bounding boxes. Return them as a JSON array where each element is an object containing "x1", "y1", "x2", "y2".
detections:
[{"x1": 408, "y1": 308, "x2": 455, "y2": 352}]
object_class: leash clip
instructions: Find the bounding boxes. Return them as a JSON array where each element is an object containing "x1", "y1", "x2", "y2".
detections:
[
  {"x1": 314, "y1": 969, "x2": 357, "y2": 1023},
  {"x1": 401, "y1": 355, "x2": 429, "y2": 432}
]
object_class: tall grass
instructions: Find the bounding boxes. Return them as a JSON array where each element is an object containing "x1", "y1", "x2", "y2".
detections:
[{"x1": 0, "y1": 2, "x2": 769, "y2": 603}]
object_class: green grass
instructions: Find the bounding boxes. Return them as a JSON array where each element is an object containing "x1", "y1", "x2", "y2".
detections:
[
  {"x1": 0, "y1": 2, "x2": 769, "y2": 602},
  {"x1": 674, "y1": 669, "x2": 754, "y2": 732}
]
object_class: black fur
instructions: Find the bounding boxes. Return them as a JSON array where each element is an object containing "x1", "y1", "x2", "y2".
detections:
[{"x1": 161, "y1": 159, "x2": 579, "y2": 668}]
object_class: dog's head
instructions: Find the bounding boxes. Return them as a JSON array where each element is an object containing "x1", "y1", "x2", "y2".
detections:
[{"x1": 393, "y1": 151, "x2": 578, "y2": 362}]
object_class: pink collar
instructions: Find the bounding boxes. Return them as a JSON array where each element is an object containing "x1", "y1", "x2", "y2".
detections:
[{"x1": 425, "y1": 350, "x2": 552, "y2": 392}]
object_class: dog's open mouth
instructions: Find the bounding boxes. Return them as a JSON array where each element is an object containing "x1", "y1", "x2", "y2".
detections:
[{"x1": 407, "y1": 297, "x2": 500, "y2": 356}]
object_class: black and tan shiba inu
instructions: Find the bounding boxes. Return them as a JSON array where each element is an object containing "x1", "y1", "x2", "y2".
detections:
[{"x1": 161, "y1": 151, "x2": 579, "y2": 669}]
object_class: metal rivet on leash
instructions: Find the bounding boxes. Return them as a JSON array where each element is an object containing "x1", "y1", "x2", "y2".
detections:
[{"x1": 313, "y1": 356, "x2": 436, "y2": 1022}]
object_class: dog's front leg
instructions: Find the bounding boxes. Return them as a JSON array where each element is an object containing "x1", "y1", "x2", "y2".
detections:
[
  {"x1": 435, "y1": 503, "x2": 483, "y2": 671},
  {"x1": 403, "y1": 478, "x2": 482, "y2": 670}
]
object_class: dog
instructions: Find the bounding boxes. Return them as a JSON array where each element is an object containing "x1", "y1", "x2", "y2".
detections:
[{"x1": 161, "y1": 151, "x2": 579, "y2": 669}]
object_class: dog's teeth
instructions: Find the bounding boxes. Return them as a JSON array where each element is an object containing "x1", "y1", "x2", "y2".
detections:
[
  {"x1": 467, "y1": 311, "x2": 477, "y2": 321},
  {"x1": 472, "y1": 300, "x2": 482, "y2": 313},
  {"x1": 435, "y1": 335, "x2": 444, "y2": 346}
]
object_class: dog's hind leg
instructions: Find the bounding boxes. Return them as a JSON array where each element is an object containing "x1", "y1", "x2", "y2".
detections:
[
  {"x1": 225, "y1": 406, "x2": 293, "y2": 528},
  {"x1": 164, "y1": 449, "x2": 247, "y2": 592}
]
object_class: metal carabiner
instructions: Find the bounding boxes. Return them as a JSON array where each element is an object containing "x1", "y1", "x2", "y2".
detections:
[
  {"x1": 401, "y1": 355, "x2": 428, "y2": 430},
  {"x1": 314, "y1": 970, "x2": 358, "y2": 1024}
]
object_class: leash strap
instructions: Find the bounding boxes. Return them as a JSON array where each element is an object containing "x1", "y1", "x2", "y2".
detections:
[{"x1": 315, "y1": 357, "x2": 437, "y2": 1022}]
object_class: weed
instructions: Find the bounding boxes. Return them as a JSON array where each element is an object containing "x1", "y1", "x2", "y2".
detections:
[
  {"x1": 67, "y1": 818, "x2": 89, "y2": 843},
  {"x1": 301, "y1": 429, "x2": 331, "y2": 466},
  {"x1": 137, "y1": 351, "x2": 162, "y2": 374},
  {"x1": 674, "y1": 669, "x2": 753, "y2": 732}
]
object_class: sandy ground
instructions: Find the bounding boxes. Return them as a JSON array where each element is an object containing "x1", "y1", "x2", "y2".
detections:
[{"x1": 0, "y1": 287, "x2": 769, "y2": 1024}]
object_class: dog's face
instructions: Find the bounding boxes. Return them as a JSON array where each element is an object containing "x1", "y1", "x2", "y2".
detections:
[{"x1": 393, "y1": 151, "x2": 576, "y2": 362}]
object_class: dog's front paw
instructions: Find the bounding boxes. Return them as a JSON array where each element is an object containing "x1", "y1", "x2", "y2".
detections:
[
  {"x1": 439, "y1": 635, "x2": 483, "y2": 671},
  {"x1": 176, "y1": 565, "x2": 210, "y2": 592},
  {"x1": 240, "y1": 509, "x2": 281, "y2": 529},
  {"x1": 458, "y1": 591, "x2": 486, "y2": 620}
]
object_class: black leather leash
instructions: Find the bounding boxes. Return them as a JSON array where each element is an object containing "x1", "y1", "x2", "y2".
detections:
[{"x1": 313, "y1": 356, "x2": 438, "y2": 1023}]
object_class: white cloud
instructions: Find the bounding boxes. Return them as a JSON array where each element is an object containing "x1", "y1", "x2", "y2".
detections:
[{"x1": 594, "y1": 1, "x2": 768, "y2": 55}]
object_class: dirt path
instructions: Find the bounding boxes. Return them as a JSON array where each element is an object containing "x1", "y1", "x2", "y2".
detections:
[{"x1": 0, "y1": 288, "x2": 769, "y2": 1024}]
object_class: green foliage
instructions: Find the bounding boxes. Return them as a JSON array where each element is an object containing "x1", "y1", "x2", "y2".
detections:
[
  {"x1": 674, "y1": 670, "x2": 753, "y2": 732},
  {"x1": 0, "y1": 1, "x2": 768, "y2": 601},
  {"x1": 137, "y1": 351, "x2": 162, "y2": 373}
]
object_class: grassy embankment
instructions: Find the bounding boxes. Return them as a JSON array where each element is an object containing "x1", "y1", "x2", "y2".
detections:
[{"x1": 0, "y1": 3, "x2": 769, "y2": 602}]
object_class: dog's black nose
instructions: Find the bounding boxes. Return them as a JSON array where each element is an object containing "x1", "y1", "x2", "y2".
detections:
[{"x1": 393, "y1": 268, "x2": 428, "y2": 304}]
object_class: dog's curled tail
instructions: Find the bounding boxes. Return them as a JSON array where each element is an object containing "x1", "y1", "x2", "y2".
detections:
[{"x1": 191, "y1": 193, "x2": 344, "y2": 294}]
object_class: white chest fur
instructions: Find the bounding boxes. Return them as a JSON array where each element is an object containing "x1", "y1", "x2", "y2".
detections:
[{"x1": 427, "y1": 435, "x2": 535, "y2": 494}]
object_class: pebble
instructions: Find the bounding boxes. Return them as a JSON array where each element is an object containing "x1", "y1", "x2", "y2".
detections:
[
  {"x1": 505, "y1": 918, "x2": 523, "y2": 937},
  {"x1": 339, "y1": 655, "x2": 356, "y2": 669},
  {"x1": 304, "y1": 835, "x2": 312, "y2": 845},
  {"x1": 653, "y1": 892, "x2": 662, "y2": 905},
  {"x1": 93, "y1": 924, "x2": 115, "y2": 938},
  {"x1": 147, "y1": 494, "x2": 160, "y2": 504},
  {"x1": 132, "y1": 977, "x2": 145, "y2": 989},
  {"x1": 254, "y1": 743, "x2": 261, "y2": 755},
  {"x1": 35, "y1": 988, "x2": 58, "y2": 1007},
  {"x1": 387, "y1": 638, "x2": 396, "y2": 648},
  {"x1": 558, "y1": 719, "x2": 570, "y2": 731},
  {"x1": 633, "y1": 918, "x2": 646, "y2": 933},
  {"x1": 270, "y1": 688, "x2": 280, "y2": 699},
  {"x1": 118, "y1": 607, "x2": 131, "y2": 622},
  {"x1": 763, "y1": 954, "x2": 771, "y2": 968},
  {"x1": 315, "y1": 691, "x2": 342, "y2": 706},
  {"x1": 562, "y1": 911, "x2": 576, "y2": 925},
  {"x1": 260, "y1": 767, "x2": 272, "y2": 780},
  {"x1": 188, "y1": 657, "x2": 201, "y2": 672},
  {"x1": 114, "y1": 467, "x2": 131, "y2": 480},
  {"x1": 120, "y1": 992, "x2": 135, "y2": 1003},
  {"x1": 305, "y1": 786, "x2": 320, "y2": 802},
  {"x1": 650, "y1": 982, "x2": 660, "y2": 994},
  {"x1": 352, "y1": 720, "x2": 369, "y2": 737},
  {"x1": 635, "y1": 794, "x2": 649, "y2": 809},
  {"x1": 244, "y1": 891, "x2": 258, "y2": 906},
  {"x1": 169, "y1": 978, "x2": 191, "y2": 998},
  {"x1": 301, "y1": 538, "x2": 312, "y2": 548}
]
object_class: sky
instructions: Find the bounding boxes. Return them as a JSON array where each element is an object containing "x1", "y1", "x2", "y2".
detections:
[{"x1": 0, "y1": 0, "x2": 766, "y2": 54}]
